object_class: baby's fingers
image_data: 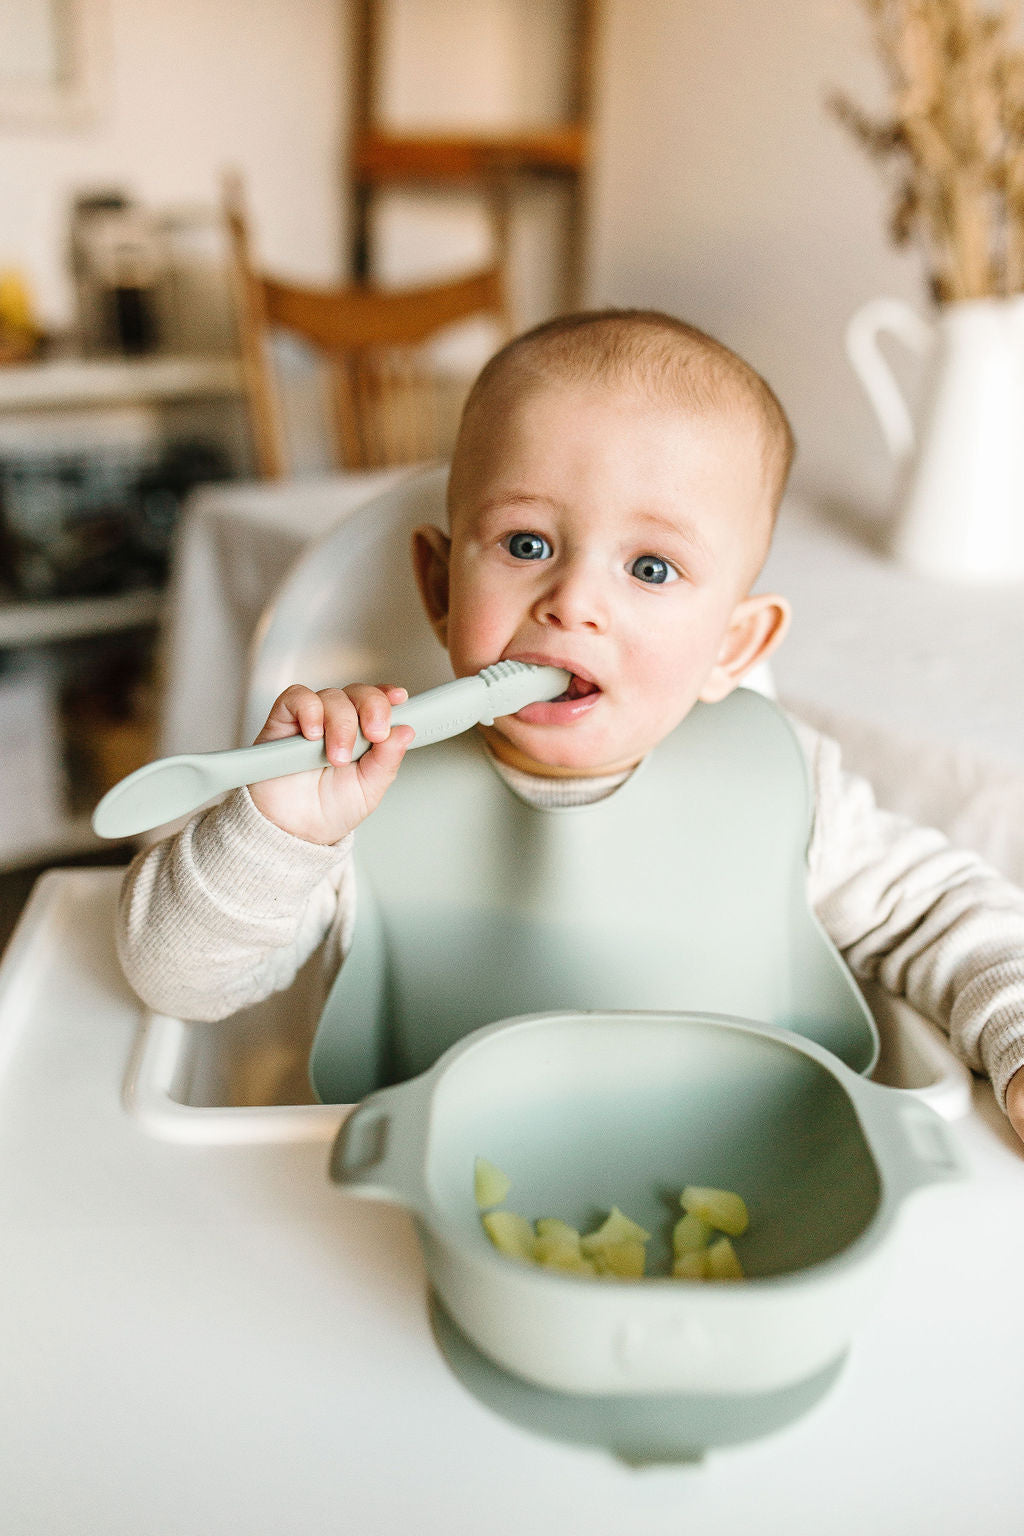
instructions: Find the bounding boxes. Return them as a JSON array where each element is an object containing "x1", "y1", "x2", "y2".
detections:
[
  {"x1": 320, "y1": 684, "x2": 406, "y2": 766},
  {"x1": 256, "y1": 684, "x2": 325, "y2": 744}
]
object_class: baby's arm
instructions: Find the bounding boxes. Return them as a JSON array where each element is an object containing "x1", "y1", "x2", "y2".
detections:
[
  {"x1": 117, "y1": 787, "x2": 355, "y2": 1019},
  {"x1": 117, "y1": 681, "x2": 412, "y2": 1018},
  {"x1": 795, "y1": 718, "x2": 1024, "y2": 1133}
]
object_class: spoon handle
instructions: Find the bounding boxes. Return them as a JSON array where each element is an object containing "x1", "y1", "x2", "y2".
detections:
[
  {"x1": 211, "y1": 667, "x2": 551, "y2": 787},
  {"x1": 92, "y1": 663, "x2": 571, "y2": 838}
]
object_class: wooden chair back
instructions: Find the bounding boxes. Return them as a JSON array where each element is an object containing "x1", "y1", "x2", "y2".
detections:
[{"x1": 224, "y1": 180, "x2": 509, "y2": 478}]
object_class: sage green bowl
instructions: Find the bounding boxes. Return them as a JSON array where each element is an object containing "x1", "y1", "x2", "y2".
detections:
[{"x1": 331, "y1": 1010, "x2": 964, "y2": 1398}]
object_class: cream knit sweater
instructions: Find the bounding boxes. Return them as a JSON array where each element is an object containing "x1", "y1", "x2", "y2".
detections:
[{"x1": 117, "y1": 715, "x2": 1024, "y2": 1113}]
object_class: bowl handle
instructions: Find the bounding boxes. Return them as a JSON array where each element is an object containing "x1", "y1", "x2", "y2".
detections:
[
  {"x1": 329, "y1": 1077, "x2": 432, "y2": 1215},
  {"x1": 851, "y1": 1076, "x2": 967, "y2": 1196}
]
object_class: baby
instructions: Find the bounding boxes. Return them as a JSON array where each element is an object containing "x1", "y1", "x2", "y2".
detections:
[{"x1": 119, "y1": 308, "x2": 1024, "y2": 1139}]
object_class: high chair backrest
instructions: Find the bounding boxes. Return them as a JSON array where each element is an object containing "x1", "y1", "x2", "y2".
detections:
[
  {"x1": 224, "y1": 179, "x2": 509, "y2": 479},
  {"x1": 243, "y1": 466, "x2": 454, "y2": 743},
  {"x1": 245, "y1": 468, "x2": 869, "y2": 1106}
]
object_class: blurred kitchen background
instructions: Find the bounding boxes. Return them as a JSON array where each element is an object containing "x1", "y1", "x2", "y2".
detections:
[{"x1": 0, "y1": 0, "x2": 951, "y2": 946}]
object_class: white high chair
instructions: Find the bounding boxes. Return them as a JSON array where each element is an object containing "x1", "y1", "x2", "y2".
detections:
[
  {"x1": 125, "y1": 467, "x2": 973, "y2": 1145},
  {"x1": 242, "y1": 464, "x2": 454, "y2": 746},
  {"x1": 129, "y1": 466, "x2": 457, "y2": 1142}
]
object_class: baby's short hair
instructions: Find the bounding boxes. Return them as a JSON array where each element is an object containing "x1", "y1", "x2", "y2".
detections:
[{"x1": 455, "y1": 308, "x2": 795, "y2": 519}]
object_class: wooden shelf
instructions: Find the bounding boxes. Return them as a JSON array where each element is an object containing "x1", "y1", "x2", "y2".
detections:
[
  {"x1": 0, "y1": 355, "x2": 242, "y2": 413},
  {"x1": 0, "y1": 588, "x2": 164, "y2": 649},
  {"x1": 0, "y1": 354, "x2": 237, "y2": 875},
  {"x1": 353, "y1": 126, "x2": 588, "y2": 184}
]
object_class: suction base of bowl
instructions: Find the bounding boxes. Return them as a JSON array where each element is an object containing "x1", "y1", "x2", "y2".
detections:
[{"x1": 428, "y1": 1292, "x2": 846, "y2": 1465}]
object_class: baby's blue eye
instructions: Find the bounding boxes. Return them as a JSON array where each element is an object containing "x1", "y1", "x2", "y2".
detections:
[
  {"x1": 630, "y1": 554, "x2": 678, "y2": 585},
  {"x1": 505, "y1": 531, "x2": 552, "y2": 561}
]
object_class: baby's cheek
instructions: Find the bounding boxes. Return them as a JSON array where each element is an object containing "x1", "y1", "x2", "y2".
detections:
[
  {"x1": 446, "y1": 611, "x2": 502, "y2": 673},
  {"x1": 454, "y1": 589, "x2": 516, "y2": 660},
  {"x1": 634, "y1": 643, "x2": 710, "y2": 729}
]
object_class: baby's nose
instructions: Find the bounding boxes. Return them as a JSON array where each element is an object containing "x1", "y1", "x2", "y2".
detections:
[{"x1": 534, "y1": 562, "x2": 608, "y2": 632}]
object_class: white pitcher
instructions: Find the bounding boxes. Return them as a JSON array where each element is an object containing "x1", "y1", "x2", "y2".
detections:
[{"x1": 846, "y1": 294, "x2": 1024, "y2": 581}]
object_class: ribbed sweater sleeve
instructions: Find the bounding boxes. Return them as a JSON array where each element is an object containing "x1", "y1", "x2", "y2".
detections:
[
  {"x1": 794, "y1": 718, "x2": 1024, "y2": 1109},
  {"x1": 116, "y1": 787, "x2": 355, "y2": 1020}
]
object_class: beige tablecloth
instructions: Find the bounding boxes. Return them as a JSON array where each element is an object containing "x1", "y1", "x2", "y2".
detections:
[{"x1": 761, "y1": 501, "x2": 1024, "y2": 885}]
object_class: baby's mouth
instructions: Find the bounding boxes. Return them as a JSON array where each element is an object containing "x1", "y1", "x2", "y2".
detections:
[
  {"x1": 553, "y1": 673, "x2": 601, "y2": 703},
  {"x1": 509, "y1": 667, "x2": 603, "y2": 727}
]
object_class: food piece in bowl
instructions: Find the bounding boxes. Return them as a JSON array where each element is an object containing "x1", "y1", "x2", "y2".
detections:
[
  {"x1": 579, "y1": 1206, "x2": 651, "y2": 1254},
  {"x1": 537, "y1": 1246, "x2": 597, "y2": 1276},
  {"x1": 671, "y1": 1198, "x2": 748, "y2": 1281},
  {"x1": 579, "y1": 1208, "x2": 650, "y2": 1280},
  {"x1": 482, "y1": 1210, "x2": 537, "y2": 1262},
  {"x1": 680, "y1": 1186, "x2": 749, "y2": 1237},
  {"x1": 473, "y1": 1161, "x2": 749, "y2": 1281},
  {"x1": 534, "y1": 1219, "x2": 597, "y2": 1274},
  {"x1": 535, "y1": 1216, "x2": 582, "y2": 1247},
  {"x1": 590, "y1": 1239, "x2": 647, "y2": 1279},
  {"x1": 706, "y1": 1235, "x2": 745, "y2": 1280},
  {"x1": 474, "y1": 1156, "x2": 512, "y2": 1210},
  {"x1": 672, "y1": 1248, "x2": 712, "y2": 1280},
  {"x1": 672, "y1": 1212, "x2": 713, "y2": 1257}
]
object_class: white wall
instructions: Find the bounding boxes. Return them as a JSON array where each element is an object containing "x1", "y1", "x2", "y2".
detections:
[
  {"x1": 0, "y1": 0, "x2": 939, "y2": 519},
  {"x1": 589, "y1": 0, "x2": 932, "y2": 519},
  {"x1": 0, "y1": 0, "x2": 346, "y2": 329},
  {"x1": 370, "y1": 0, "x2": 573, "y2": 332}
]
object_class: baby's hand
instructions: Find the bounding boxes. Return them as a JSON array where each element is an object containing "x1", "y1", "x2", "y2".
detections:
[
  {"x1": 249, "y1": 684, "x2": 413, "y2": 844},
  {"x1": 1006, "y1": 1066, "x2": 1024, "y2": 1148}
]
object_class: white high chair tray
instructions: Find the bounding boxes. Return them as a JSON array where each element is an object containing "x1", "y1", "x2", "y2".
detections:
[{"x1": 2, "y1": 869, "x2": 1024, "y2": 1535}]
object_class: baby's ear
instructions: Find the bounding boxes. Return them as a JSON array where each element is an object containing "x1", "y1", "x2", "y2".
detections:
[
  {"x1": 411, "y1": 525, "x2": 452, "y2": 647},
  {"x1": 698, "y1": 593, "x2": 791, "y2": 704}
]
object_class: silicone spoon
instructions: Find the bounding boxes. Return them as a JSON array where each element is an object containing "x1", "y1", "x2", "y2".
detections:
[{"x1": 91, "y1": 661, "x2": 572, "y2": 839}]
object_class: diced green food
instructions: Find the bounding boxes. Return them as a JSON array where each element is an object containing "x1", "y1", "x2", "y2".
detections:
[
  {"x1": 580, "y1": 1208, "x2": 650, "y2": 1280},
  {"x1": 534, "y1": 1221, "x2": 588, "y2": 1271},
  {"x1": 535, "y1": 1218, "x2": 582, "y2": 1247},
  {"x1": 536, "y1": 1245, "x2": 597, "y2": 1276},
  {"x1": 680, "y1": 1185, "x2": 749, "y2": 1237},
  {"x1": 591, "y1": 1239, "x2": 646, "y2": 1279},
  {"x1": 474, "y1": 1157, "x2": 512, "y2": 1210},
  {"x1": 579, "y1": 1206, "x2": 651, "y2": 1254},
  {"x1": 532, "y1": 1234, "x2": 572, "y2": 1265},
  {"x1": 672, "y1": 1212, "x2": 713, "y2": 1257},
  {"x1": 473, "y1": 1159, "x2": 752, "y2": 1280},
  {"x1": 482, "y1": 1210, "x2": 536, "y2": 1263},
  {"x1": 706, "y1": 1236, "x2": 745, "y2": 1280},
  {"x1": 672, "y1": 1249, "x2": 712, "y2": 1281}
]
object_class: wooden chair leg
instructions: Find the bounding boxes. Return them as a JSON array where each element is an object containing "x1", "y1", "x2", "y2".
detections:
[{"x1": 330, "y1": 355, "x2": 365, "y2": 471}]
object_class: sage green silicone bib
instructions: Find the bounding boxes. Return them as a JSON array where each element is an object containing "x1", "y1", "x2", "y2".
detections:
[{"x1": 309, "y1": 688, "x2": 877, "y2": 1103}]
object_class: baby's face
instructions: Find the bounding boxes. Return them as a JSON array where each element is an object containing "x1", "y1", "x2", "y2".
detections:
[{"x1": 422, "y1": 380, "x2": 784, "y2": 777}]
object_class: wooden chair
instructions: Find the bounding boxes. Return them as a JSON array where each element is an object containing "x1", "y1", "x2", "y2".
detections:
[{"x1": 224, "y1": 179, "x2": 509, "y2": 478}]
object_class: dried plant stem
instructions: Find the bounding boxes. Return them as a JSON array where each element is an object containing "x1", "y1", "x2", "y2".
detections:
[{"x1": 832, "y1": 0, "x2": 1024, "y2": 301}]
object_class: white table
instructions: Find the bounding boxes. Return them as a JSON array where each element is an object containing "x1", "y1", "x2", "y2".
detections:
[
  {"x1": 1, "y1": 867, "x2": 1023, "y2": 1534},
  {"x1": 763, "y1": 504, "x2": 1024, "y2": 770},
  {"x1": 762, "y1": 502, "x2": 1024, "y2": 887}
]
